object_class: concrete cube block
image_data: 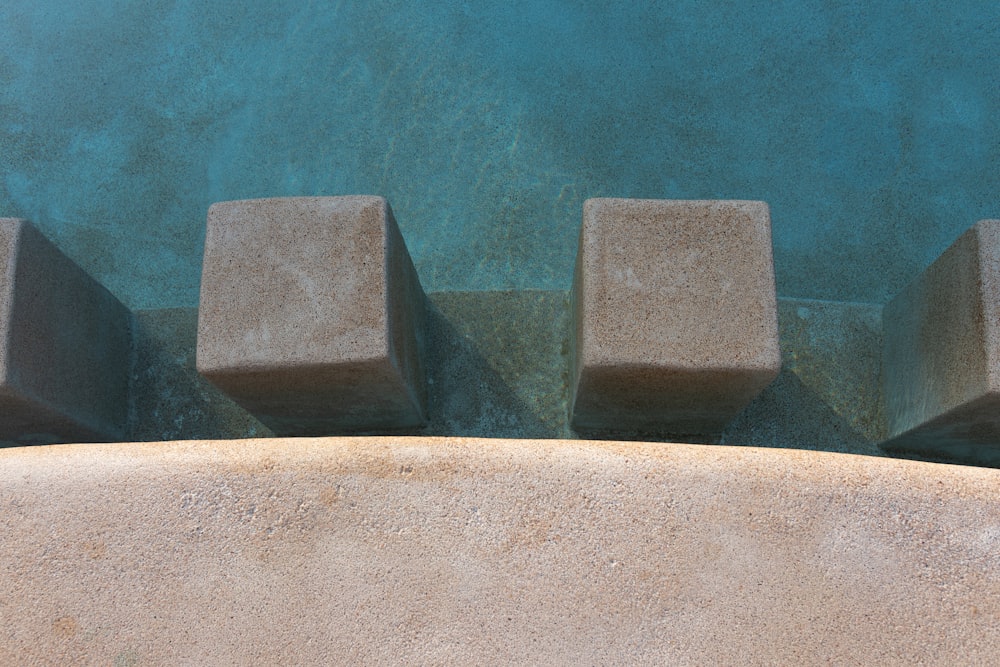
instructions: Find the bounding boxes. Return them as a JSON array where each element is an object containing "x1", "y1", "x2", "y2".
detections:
[
  {"x1": 196, "y1": 196, "x2": 428, "y2": 435},
  {"x1": 570, "y1": 199, "x2": 781, "y2": 436},
  {"x1": 0, "y1": 218, "x2": 131, "y2": 443},
  {"x1": 882, "y1": 219, "x2": 1000, "y2": 465}
]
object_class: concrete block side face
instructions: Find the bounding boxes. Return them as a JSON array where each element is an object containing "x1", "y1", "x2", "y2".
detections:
[
  {"x1": 571, "y1": 198, "x2": 780, "y2": 433},
  {"x1": 0, "y1": 219, "x2": 25, "y2": 385},
  {"x1": 0, "y1": 390, "x2": 109, "y2": 445},
  {"x1": 881, "y1": 391, "x2": 1000, "y2": 467},
  {"x1": 0, "y1": 219, "x2": 131, "y2": 442},
  {"x1": 197, "y1": 196, "x2": 389, "y2": 375},
  {"x1": 572, "y1": 364, "x2": 778, "y2": 435},
  {"x1": 973, "y1": 220, "x2": 1000, "y2": 391},
  {"x1": 568, "y1": 224, "x2": 587, "y2": 425},
  {"x1": 882, "y1": 224, "x2": 990, "y2": 438},
  {"x1": 383, "y1": 201, "x2": 429, "y2": 423},
  {"x1": 208, "y1": 357, "x2": 424, "y2": 435}
]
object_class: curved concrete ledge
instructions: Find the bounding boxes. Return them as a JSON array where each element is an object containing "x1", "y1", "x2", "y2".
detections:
[{"x1": 1, "y1": 437, "x2": 998, "y2": 664}]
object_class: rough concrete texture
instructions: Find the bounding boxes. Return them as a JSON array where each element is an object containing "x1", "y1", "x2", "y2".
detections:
[
  {"x1": 571, "y1": 199, "x2": 781, "y2": 436},
  {"x1": 883, "y1": 219, "x2": 1000, "y2": 466},
  {"x1": 0, "y1": 436, "x2": 997, "y2": 664},
  {"x1": 196, "y1": 196, "x2": 427, "y2": 435},
  {"x1": 0, "y1": 218, "x2": 131, "y2": 444}
]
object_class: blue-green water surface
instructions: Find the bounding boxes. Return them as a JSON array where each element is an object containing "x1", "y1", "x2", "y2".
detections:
[{"x1": 1, "y1": 1, "x2": 998, "y2": 309}]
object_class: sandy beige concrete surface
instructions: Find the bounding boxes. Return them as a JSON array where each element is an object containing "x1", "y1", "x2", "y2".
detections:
[
  {"x1": 1, "y1": 437, "x2": 998, "y2": 665},
  {"x1": 196, "y1": 197, "x2": 428, "y2": 434}
]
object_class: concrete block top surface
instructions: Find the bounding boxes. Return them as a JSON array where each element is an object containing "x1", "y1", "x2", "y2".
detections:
[
  {"x1": 197, "y1": 196, "x2": 394, "y2": 373},
  {"x1": 1, "y1": 436, "x2": 997, "y2": 664},
  {"x1": 576, "y1": 198, "x2": 780, "y2": 371}
]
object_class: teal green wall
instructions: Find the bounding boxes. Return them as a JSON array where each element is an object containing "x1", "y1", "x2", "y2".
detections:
[{"x1": 1, "y1": 1, "x2": 998, "y2": 308}]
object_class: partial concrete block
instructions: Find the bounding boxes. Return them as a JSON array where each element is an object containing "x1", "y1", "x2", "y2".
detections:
[
  {"x1": 0, "y1": 218, "x2": 131, "y2": 443},
  {"x1": 882, "y1": 219, "x2": 1000, "y2": 465},
  {"x1": 196, "y1": 196, "x2": 428, "y2": 435},
  {"x1": 570, "y1": 199, "x2": 781, "y2": 436}
]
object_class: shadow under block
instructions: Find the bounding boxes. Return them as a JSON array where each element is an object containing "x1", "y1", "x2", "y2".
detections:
[
  {"x1": 0, "y1": 218, "x2": 130, "y2": 443},
  {"x1": 196, "y1": 196, "x2": 428, "y2": 435},
  {"x1": 570, "y1": 199, "x2": 781, "y2": 436},
  {"x1": 1, "y1": 437, "x2": 997, "y2": 663},
  {"x1": 882, "y1": 219, "x2": 1000, "y2": 466}
]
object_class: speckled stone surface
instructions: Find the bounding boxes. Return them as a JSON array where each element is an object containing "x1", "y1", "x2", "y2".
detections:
[
  {"x1": 883, "y1": 219, "x2": 1000, "y2": 466},
  {"x1": 196, "y1": 196, "x2": 428, "y2": 435},
  {"x1": 570, "y1": 199, "x2": 781, "y2": 437},
  {"x1": 0, "y1": 436, "x2": 997, "y2": 664},
  {"x1": 0, "y1": 218, "x2": 131, "y2": 444}
]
